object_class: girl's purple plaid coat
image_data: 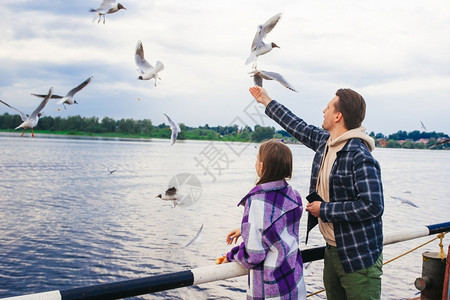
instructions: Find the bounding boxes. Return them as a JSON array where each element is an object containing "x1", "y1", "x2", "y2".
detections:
[{"x1": 227, "y1": 180, "x2": 306, "y2": 299}]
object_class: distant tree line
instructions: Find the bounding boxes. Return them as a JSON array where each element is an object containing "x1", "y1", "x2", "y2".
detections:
[
  {"x1": 0, "y1": 113, "x2": 285, "y2": 143},
  {"x1": 369, "y1": 130, "x2": 449, "y2": 149},
  {"x1": 0, "y1": 113, "x2": 448, "y2": 148},
  {"x1": 370, "y1": 130, "x2": 448, "y2": 141}
]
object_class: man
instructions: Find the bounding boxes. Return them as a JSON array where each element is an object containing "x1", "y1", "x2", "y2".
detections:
[{"x1": 249, "y1": 86, "x2": 384, "y2": 300}]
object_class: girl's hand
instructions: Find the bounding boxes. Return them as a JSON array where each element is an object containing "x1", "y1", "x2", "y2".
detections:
[
  {"x1": 215, "y1": 255, "x2": 228, "y2": 264},
  {"x1": 226, "y1": 228, "x2": 241, "y2": 245}
]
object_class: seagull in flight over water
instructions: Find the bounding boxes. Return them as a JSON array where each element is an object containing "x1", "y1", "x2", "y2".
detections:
[
  {"x1": 391, "y1": 196, "x2": 419, "y2": 208},
  {"x1": 31, "y1": 76, "x2": 93, "y2": 110},
  {"x1": 183, "y1": 223, "x2": 204, "y2": 248},
  {"x1": 245, "y1": 13, "x2": 282, "y2": 69},
  {"x1": 163, "y1": 113, "x2": 180, "y2": 145},
  {"x1": 135, "y1": 41, "x2": 164, "y2": 86},
  {"x1": 250, "y1": 69, "x2": 297, "y2": 92},
  {"x1": 0, "y1": 87, "x2": 53, "y2": 137},
  {"x1": 429, "y1": 138, "x2": 450, "y2": 149},
  {"x1": 156, "y1": 187, "x2": 180, "y2": 208},
  {"x1": 107, "y1": 168, "x2": 117, "y2": 175},
  {"x1": 90, "y1": 0, "x2": 126, "y2": 24}
]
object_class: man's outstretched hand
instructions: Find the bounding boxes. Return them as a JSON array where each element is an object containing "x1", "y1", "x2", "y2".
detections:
[{"x1": 249, "y1": 86, "x2": 273, "y2": 107}]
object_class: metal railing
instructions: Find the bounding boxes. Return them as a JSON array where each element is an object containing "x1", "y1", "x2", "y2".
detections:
[{"x1": 2, "y1": 222, "x2": 449, "y2": 300}]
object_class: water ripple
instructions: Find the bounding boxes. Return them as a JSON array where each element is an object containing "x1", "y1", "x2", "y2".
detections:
[{"x1": 1, "y1": 137, "x2": 449, "y2": 299}]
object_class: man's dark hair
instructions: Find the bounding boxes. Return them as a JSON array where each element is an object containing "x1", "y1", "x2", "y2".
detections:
[{"x1": 335, "y1": 88, "x2": 366, "y2": 130}]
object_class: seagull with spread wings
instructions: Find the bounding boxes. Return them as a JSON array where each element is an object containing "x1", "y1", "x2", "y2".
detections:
[
  {"x1": 156, "y1": 187, "x2": 180, "y2": 208},
  {"x1": 135, "y1": 41, "x2": 164, "y2": 86},
  {"x1": 31, "y1": 76, "x2": 92, "y2": 110},
  {"x1": 250, "y1": 69, "x2": 297, "y2": 92},
  {"x1": 420, "y1": 120, "x2": 427, "y2": 131},
  {"x1": 0, "y1": 87, "x2": 53, "y2": 137},
  {"x1": 183, "y1": 223, "x2": 204, "y2": 248},
  {"x1": 429, "y1": 138, "x2": 450, "y2": 149},
  {"x1": 107, "y1": 167, "x2": 117, "y2": 175},
  {"x1": 90, "y1": 0, "x2": 126, "y2": 24},
  {"x1": 391, "y1": 196, "x2": 419, "y2": 208},
  {"x1": 163, "y1": 113, "x2": 180, "y2": 146},
  {"x1": 245, "y1": 13, "x2": 282, "y2": 69}
]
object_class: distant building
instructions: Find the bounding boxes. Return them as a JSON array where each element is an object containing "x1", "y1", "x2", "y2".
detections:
[
  {"x1": 377, "y1": 139, "x2": 388, "y2": 147},
  {"x1": 415, "y1": 138, "x2": 429, "y2": 144}
]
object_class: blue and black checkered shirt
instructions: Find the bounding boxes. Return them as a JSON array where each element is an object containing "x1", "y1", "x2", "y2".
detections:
[{"x1": 266, "y1": 100, "x2": 384, "y2": 273}]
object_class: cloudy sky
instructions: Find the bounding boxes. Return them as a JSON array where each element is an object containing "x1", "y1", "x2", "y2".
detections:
[{"x1": 0, "y1": 0, "x2": 449, "y2": 135}]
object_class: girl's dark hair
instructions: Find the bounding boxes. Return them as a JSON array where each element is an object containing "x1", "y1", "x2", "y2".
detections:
[
  {"x1": 335, "y1": 88, "x2": 366, "y2": 130},
  {"x1": 256, "y1": 139, "x2": 293, "y2": 185}
]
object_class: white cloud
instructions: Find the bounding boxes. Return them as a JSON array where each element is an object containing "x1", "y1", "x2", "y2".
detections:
[{"x1": 0, "y1": 0, "x2": 449, "y2": 134}]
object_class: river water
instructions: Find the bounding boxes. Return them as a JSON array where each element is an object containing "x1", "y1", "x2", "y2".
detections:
[{"x1": 0, "y1": 133, "x2": 449, "y2": 299}]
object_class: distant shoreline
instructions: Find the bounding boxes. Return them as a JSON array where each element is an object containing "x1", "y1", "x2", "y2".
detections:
[
  {"x1": 1, "y1": 130, "x2": 448, "y2": 150},
  {"x1": 0, "y1": 130, "x2": 253, "y2": 143}
]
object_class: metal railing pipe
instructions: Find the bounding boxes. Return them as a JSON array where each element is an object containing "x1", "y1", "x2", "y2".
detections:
[{"x1": 2, "y1": 222, "x2": 449, "y2": 300}]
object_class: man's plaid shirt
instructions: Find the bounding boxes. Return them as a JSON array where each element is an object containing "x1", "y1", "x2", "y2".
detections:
[{"x1": 266, "y1": 100, "x2": 384, "y2": 273}]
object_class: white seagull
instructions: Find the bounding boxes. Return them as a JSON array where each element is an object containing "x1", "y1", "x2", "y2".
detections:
[
  {"x1": 183, "y1": 223, "x2": 204, "y2": 248},
  {"x1": 135, "y1": 41, "x2": 164, "y2": 86},
  {"x1": 429, "y1": 138, "x2": 450, "y2": 149},
  {"x1": 245, "y1": 13, "x2": 282, "y2": 69},
  {"x1": 156, "y1": 187, "x2": 180, "y2": 208},
  {"x1": 163, "y1": 113, "x2": 180, "y2": 145},
  {"x1": 0, "y1": 87, "x2": 53, "y2": 137},
  {"x1": 303, "y1": 262, "x2": 312, "y2": 277},
  {"x1": 107, "y1": 167, "x2": 117, "y2": 175},
  {"x1": 420, "y1": 120, "x2": 427, "y2": 131},
  {"x1": 90, "y1": 0, "x2": 126, "y2": 24},
  {"x1": 391, "y1": 196, "x2": 419, "y2": 208},
  {"x1": 31, "y1": 76, "x2": 93, "y2": 110},
  {"x1": 250, "y1": 69, "x2": 297, "y2": 92}
]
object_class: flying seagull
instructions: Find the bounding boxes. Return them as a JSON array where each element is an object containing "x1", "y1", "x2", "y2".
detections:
[
  {"x1": 391, "y1": 196, "x2": 419, "y2": 208},
  {"x1": 135, "y1": 40, "x2": 164, "y2": 86},
  {"x1": 183, "y1": 223, "x2": 204, "y2": 248},
  {"x1": 429, "y1": 138, "x2": 450, "y2": 149},
  {"x1": 163, "y1": 113, "x2": 180, "y2": 145},
  {"x1": 90, "y1": 0, "x2": 126, "y2": 24},
  {"x1": 156, "y1": 187, "x2": 180, "y2": 208},
  {"x1": 31, "y1": 76, "x2": 93, "y2": 110},
  {"x1": 245, "y1": 13, "x2": 282, "y2": 69},
  {"x1": 0, "y1": 87, "x2": 53, "y2": 137},
  {"x1": 107, "y1": 167, "x2": 117, "y2": 175},
  {"x1": 420, "y1": 120, "x2": 427, "y2": 131},
  {"x1": 250, "y1": 69, "x2": 297, "y2": 92},
  {"x1": 303, "y1": 262, "x2": 312, "y2": 277}
]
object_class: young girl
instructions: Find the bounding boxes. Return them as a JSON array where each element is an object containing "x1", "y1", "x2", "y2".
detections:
[{"x1": 217, "y1": 139, "x2": 306, "y2": 299}]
